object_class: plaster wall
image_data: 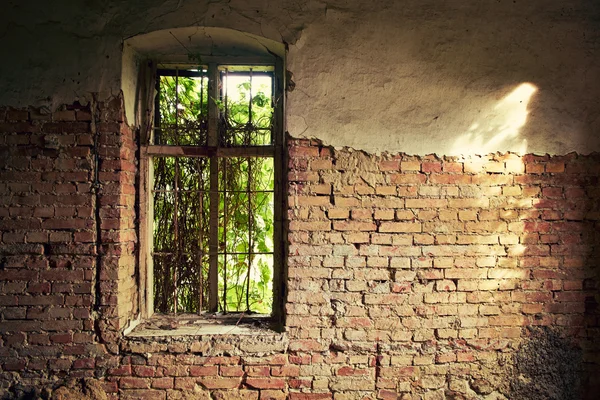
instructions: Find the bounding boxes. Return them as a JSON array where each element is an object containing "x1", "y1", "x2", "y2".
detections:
[{"x1": 1, "y1": 0, "x2": 599, "y2": 155}]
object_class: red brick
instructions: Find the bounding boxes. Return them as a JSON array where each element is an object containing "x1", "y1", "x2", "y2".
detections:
[
  {"x1": 6, "y1": 110, "x2": 29, "y2": 121},
  {"x1": 289, "y1": 394, "x2": 332, "y2": 400},
  {"x1": 220, "y1": 366, "x2": 244, "y2": 377},
  {"x1": 245, "y1": 378, "x2": 286, "y2": 390},
  {"x1": 151, "y1": 377, "x2": 174, "y2": 389},
  {"x1": 190, "y1": 365, "x2": 218, "y2": 376},
  {"x1": 379, "y1": 160, "x2": 399, "y2": 171},
  {"x1": 109, "y1": 365, "x2": 132, "y2": 376},
  {"x1": 377, "y1": 390, "x2": 398, "y2": 400},
  {"x1": 27, "y1": 282, "x2": 51, "y2": 293},
  {"x1": 73, "y1": 358, "x2": 95, "y2": 369},
  {"x1": 3, "y1": 360, "x2": 27, "y2": 371},
  {"x1": 545, "y1": 162, "x2": 565, "y2": 173},
  {"x1": 421, "y1": 162, "x2": 442, "y2": 173},
  {"x1": 289, "y1": 379, "x2": 312, "y2": 389},
  {"x1": 50, "y1": 333, "x2": 73, "y2": 344},
  {"x1": 271, "y1": 365, "x2": 300, "y2": 377},
  {"x1": 289, "y1": 146, "x2": 319, "y2": 157},
  {"x1": 133, "y1": 366, "x2": 155, "y2": 377},
  {"x1": 197, "y1": 377, "x2": 241, "y2": 389},
  {"x1": 443, "y1": 162, "x2": 463, "y2": 173},
  {"x1": 120, "y1": 377, "x2": 149, "y2": 389},
  {"x1": 246, "y1": 366, "x2": 270, "y2": 376},
  {"x1": 335, "y1": 366, "x2": 370, "y2": 376},
  {"x1": 174, "y1": 377, "x2": 196, "y2": 390},
  {"x1": 429, "y1": 174, "x2": 472, "y2": 184}
]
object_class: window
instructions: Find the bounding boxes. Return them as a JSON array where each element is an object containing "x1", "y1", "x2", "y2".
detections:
[{"x1": 141, "y1": 61, "x2": 284, "y2": 321}]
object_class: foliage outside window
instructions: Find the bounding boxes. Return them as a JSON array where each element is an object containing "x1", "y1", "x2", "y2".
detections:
[{"x1": 149, "y1": 64, "x2": 279, "y2": 316}]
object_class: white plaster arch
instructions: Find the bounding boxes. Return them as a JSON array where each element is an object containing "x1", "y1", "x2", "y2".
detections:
[
  {"x1": 125, "y1": 26, "x2": 285, "y2": 63},
  {"x1": 121, "y1": 26, "x2": 286, "y2": 125}
]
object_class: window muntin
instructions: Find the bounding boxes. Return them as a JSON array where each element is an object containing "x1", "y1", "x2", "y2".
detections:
[
  {"x1": 155, "y1": 69, "x2": 209, "y2": 146},
  {"x1": 149, "y1": 64, "x2": 279, "y2": 315},
  {"x1": 217, "y1": 156, "x2": 274, "y2": 314},
  {"x1": 152, "y1": 156, "x2": 210, "y2": 313},
  {"x1": 218, "y1": 69, "x2": 274, "y2": 146}
]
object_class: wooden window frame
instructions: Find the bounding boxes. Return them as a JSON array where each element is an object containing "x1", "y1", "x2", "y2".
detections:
[{"x1": 138, "y1": 58, "x2": 285, "y2": 327}]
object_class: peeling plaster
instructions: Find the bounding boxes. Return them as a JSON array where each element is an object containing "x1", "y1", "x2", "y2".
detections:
[
  {"x1": 1, "y1": 0, "x2": 600, "y2": 155},
  {"x1": 286, "y1": 1, "x2": 600, "y2": 155}
]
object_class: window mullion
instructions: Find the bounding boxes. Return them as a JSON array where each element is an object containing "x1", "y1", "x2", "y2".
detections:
[
  {"x1": 272, "y1": 56, "x2": 285, "y2": 325},
  {"x1": 222, "y1": 159, "x2": 228, "y2": 313},
  {"x1": 173, "y1": 158, "x2": 179, "y2": 313},
  {"x1": 246, "y1": 157, "x2": 252, "y2": 312},
  {"x1": 207, "y1": 63, "x2": 220, "y2": 313},
  {"x1": 198, "y1": 158, "x2": 205, "y2": 314}
]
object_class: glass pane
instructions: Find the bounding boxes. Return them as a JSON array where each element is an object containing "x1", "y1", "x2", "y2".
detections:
[
  {"x1": 179, "y1": 157, "x2": 210, "y2": 192},
  {"x1": 216, "y1": 155, "x2": 274, "y2": 314},
  {"x1": 176, "y1": 252, "x2": 204, "y2": 313},
  {"x1": 252, "y1": 253, "x2": 273, "y2": 313},
  {"x1": 217, "y1": 254, "x2": 273, "y2": 314},
  {"x1": 153, "y1": 190, "x2": 174, "y2": 253},
  {"x1": 253, "y1": 158, "x2": 274, "y2": 192},
  {"x1": 153, "y1": 253, "x2": 175, "y2": 313},
  {"x1": 152, "y1": 156, "x2": 210, "y2": 313},
  {"x1": 219, "y1": 71, "x2": 274, "y2": 146},
  {"x1": 156, "y1": 73, "x2": 208, "y2": 146},
  {"x1": 151, "y1": 65, "x2": 278, "y2": 316},
  {"x1": 219, "y1": 157, "x2": 249, "y2": 192},
  {"x1": 253, "y1": 191, "x2": 274, "y2": 253},
  {"x1": 153, "y1": 156, "x2": 175, "y2": 191}
]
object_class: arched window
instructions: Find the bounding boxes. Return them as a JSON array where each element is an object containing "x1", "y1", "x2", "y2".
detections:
[{"x1": 124, "y1": 27, "x2": 285, "y2": 328}]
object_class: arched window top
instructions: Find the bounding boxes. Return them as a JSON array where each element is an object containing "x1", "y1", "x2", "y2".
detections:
[
  {"x1": 121, "y1": 26, "x2": 285, "y2": 128},
  {"x1": 122, "y1": 25, "x2": 286, "y2": 328},
  {"x1": 125, "y1": 26, "x2": 285, "y2": 65}
]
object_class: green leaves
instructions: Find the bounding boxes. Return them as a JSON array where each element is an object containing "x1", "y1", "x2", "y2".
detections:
[
  {"x1": 153, "y1": 69, "x2": 275, "y2": 314},
  {"x1": 217, "y1": 157, "x2": 274, "y2": 313},
  {"x1": 157, "y1": 74, "x2": 208, "y2": 146},
  {"x1": 252, "y1": 92, "x2": 268, "y2": 108}
]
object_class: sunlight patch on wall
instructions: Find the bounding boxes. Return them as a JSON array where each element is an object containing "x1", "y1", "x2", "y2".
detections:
[
  {"x1": 452, "y1": 83, "x2": 538, "y2": 155},
  {"x1": 508, "y1": 244, "x2": 527, "y2": 257}
]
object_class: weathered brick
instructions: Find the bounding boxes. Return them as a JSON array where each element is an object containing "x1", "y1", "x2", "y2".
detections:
[
  {"x1": 333, "y1": 221, "x2": 377, "y2": 231},
  {"x1": 379, "y1": 222, "x2": 421, "y2": 233},
  {"x1": 120, "y1": 377, "x2": 150, "y2": 389},
  {"x1": 245, "y1": 378, "x2": 286, "y2": 390},
  {"x1": 0, "y1": 113, "x2": 598, "y2": 400}
]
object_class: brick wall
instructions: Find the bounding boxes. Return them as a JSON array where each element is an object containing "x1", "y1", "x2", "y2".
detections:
[
  {"x1": 282, "y1": 139, "x2": 600, "y2": 399},
  {"x1": 0, "y1": 103, "x2": 599, "y2": 399},
  {"x1": 0, "y1": 99, "x2": 138, "y2": 394}
]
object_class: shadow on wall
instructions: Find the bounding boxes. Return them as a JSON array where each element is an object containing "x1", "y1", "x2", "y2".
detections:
[
  {"x1": 452, "y1": 83, "x2": 538, "y2": 155},
  {"x1": 449, "y1": 98, "x2": 600, "y2": 398},
  {"x1": 511, "y1": 326, "x2": 583, "y2": 400},
  {"x1": 508, "y1": 152, "x2": 600, "y2": 399}
]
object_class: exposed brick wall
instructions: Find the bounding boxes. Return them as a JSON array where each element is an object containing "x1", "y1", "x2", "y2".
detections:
[
  {"x1": 0, "y1": 99, "x2": 138, "y2": 393},
  {"x1": 0, "y1": 103, "x2": 599, "y2": 399},
  {"x1": 94, "y1": 99, "x2": 138, "y2": 340},
  {"x1": 282, "y1": 139, "x2": 600, "y2": 398}
]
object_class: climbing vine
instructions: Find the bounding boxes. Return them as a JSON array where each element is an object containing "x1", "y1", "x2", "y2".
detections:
[{"x1": 153, "y1": 69, "x2": 275, "y2": 314}]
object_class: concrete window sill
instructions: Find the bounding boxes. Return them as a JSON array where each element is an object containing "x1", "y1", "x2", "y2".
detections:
[
  {"x1": 123, "y1": 314, "x2": 289, "y2": 356},
  {"x1": 126, "y1": 313, "x2": 282, "y2": 338}
]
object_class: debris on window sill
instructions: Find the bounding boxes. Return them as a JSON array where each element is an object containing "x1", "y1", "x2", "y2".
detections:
[{"x1": 127, "y1": 312, "x2": 280, "y2": 337}]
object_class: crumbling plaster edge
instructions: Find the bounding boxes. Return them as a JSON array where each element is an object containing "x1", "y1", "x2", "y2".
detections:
[{"x1": 289, "y1": 134, "x2": 600, "y2": 159}]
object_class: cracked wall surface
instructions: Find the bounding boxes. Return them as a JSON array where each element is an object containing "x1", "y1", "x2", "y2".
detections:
[
  {"x1": 0, "y1": 1, "x2": 599, "y2": 399},
  {"x1": 1, "y1": 0, "x2": 600, "y2": 155},
  {"x1": 1, "y1": 124, "x2": 598, "y2": 398}
]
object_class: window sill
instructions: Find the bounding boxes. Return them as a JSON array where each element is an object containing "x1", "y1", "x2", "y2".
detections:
[
  {"x1": 123, "y1": 313, "x2": 288, "y2": 356},
  {"x1": 126, "y1": 313, "x2": 282, "y2": 338}
]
